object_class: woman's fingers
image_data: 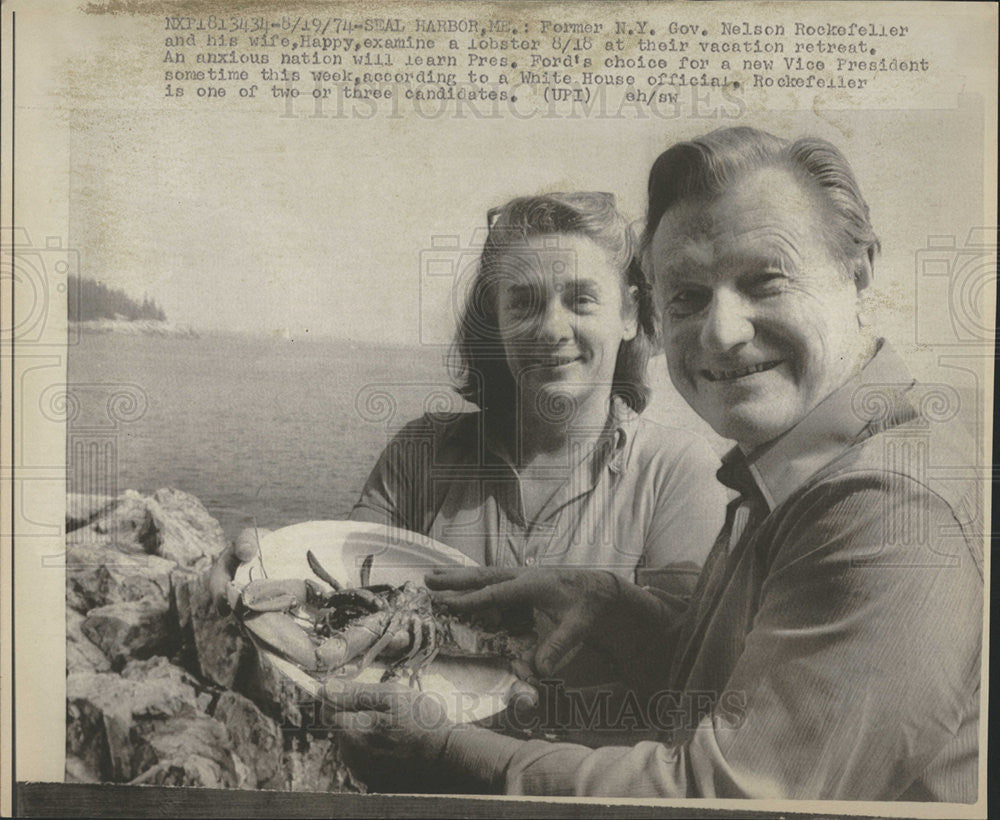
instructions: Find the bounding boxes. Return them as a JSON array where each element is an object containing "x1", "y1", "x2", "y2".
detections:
[
  {"x1": 328, "y1": 709, "x2": 382, "y2": 737},
  {"x1": 233, "y1": 526, "x2": 269, "y2": 562},
  {"x1": 506, "y1": 677, "x2": 540, "y2": 713},
  {"x1": 321, "y1": 680, "x2": 406, "y2": 711},
  {"x1": 208, "y1": 528, "x2": 270, "y2": 615},
  {"x1": 209, "y1": 544, "x2": 239, "y2": 614}
]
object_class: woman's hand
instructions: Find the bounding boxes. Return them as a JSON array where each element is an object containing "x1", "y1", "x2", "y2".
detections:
[
  {"x1": 207, "y1": 527, "x2": 269, "y2": 614},
  {"x1": 426, "y1": 567, "x2": 623, "y2": 677}
]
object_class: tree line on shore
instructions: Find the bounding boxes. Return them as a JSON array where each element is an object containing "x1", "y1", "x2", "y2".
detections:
[{"x1": 68, "y1": 275, "x2": 168, "y2": 322}]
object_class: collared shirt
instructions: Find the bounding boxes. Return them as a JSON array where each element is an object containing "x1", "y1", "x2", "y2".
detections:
[
  {"x1": 442, "y1": 342, "x2": 983, "y2": 801},
  {"x1": 351, "y1": 400, "x2": 727, "y2": 584}
]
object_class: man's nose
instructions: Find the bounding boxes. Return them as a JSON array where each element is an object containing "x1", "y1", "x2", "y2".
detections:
[{"x1": 699, "y1": 290, "x2": 754, "y2": 353}]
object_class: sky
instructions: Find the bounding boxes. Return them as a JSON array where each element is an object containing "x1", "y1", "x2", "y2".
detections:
[{"x1": 18, "y1": 5, "x2": 986, "y2": 356}]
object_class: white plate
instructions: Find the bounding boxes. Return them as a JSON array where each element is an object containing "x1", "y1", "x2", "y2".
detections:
[{"x1": 233, "y1": 520, "x2": 519, "y2": 723}]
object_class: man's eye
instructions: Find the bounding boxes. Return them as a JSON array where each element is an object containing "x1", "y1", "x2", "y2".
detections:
[
  {"x1": 667, "y1": 290, "x2": 708, "y2": 316},
  {"x1": 570, "y1": 293, "x2": 599, "y2": 311},
  {"x1": 749, "y1": 273, "x2": 787, "y2": 296}
]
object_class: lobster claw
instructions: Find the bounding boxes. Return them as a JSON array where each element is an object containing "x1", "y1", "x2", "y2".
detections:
[
  {"x1": 242, "y1": 610, "x2": 319, "y2": 671},
  {"x1": 239, "y1": 578, "x2": 309, "y2": 613}
]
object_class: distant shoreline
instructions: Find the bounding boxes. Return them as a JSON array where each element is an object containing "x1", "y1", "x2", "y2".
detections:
[
  {"x1": 72, "y1": 318, "x2": 199, "y2": 337},
  {"x1": 71, "y1": 322, "x2": 455, "y2": 351}
]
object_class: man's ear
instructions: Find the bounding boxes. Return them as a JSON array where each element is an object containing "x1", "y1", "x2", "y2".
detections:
[
  {"x1": 621, "y1": 285, "x2": 640, "y2": 341},
  {"x1": 853, "y1": 250, "x2": 874, "y2": 292}
]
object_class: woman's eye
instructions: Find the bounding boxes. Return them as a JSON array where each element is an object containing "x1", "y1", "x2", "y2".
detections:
[{"x1": 504, "y1": 291, "x2": 533, "y2": 311}]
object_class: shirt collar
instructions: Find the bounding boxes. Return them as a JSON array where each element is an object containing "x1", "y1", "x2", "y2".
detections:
[
  {"x1": 482, "y1": 396, "x2": 638, "y2": 481},
  {"x1": 604, "y1": 396, "x2": 640, "y2": 476},
  {"x1": 723, "y1": 340, "x2": 916, "y2": 510}
]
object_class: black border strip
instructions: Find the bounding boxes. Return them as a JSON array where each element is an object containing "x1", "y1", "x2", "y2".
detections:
[{"x1": 14, "y1": 782, "x2": 902, "y2": 820}]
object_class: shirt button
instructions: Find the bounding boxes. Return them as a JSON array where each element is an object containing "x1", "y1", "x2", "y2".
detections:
[{"x1": 525, "y1": 557, "x2": 536, "y2": 566}]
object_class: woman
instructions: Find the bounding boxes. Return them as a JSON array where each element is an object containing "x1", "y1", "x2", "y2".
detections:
[
  {"x1": 210, "y1": 193, "x2": 724, "y2": 606},
  {"x1": 350, "y1": 192, "x2": 725, "y2": 588}
]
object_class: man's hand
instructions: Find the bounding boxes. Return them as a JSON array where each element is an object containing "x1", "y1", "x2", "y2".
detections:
[
  {"x1": 323, "y1": 680, "x2": 457, "y2": 792},
  {"x1": 426, "y1": 567, "x2": 623, "y2": 677}
]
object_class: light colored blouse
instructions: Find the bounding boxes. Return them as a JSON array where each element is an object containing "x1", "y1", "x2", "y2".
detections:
[{"x1": 350, "y1": 402, "x2": 726, "y2": 586}]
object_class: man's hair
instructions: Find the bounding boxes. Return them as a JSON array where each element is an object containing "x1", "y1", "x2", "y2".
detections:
[
  {"x1": 640, "y1": 127, "x2": 881, "y2": 279},
  {"x1": 450, "y1": 192, "x2": 657, "y2": 415}
]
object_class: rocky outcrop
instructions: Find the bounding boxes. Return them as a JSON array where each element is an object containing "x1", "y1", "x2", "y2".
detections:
[
  {"x1": 68, "y1": 488, "x2": 225, "y2": 572},
  {"x1": 66, "y1": 493, "x2": 116, "y2": 532},
  {"x1": 65, "y1": 489, "x2": 364, "y2": 793},
  {"x1": 67, "y1": 608, "x2": 111, "y2": 674},
  {"x1": 66, "y1": 544, "x2": 175, "y2": 613}
]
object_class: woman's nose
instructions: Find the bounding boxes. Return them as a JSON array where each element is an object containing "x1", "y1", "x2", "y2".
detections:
[
  {"x1": 535, "y1": 298, "x2": 574, "y2": 341},
  {"x1": 699, "y1": 290, "x2": 754, "y2": 353}
]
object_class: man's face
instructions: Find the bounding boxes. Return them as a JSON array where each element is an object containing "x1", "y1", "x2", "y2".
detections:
[{"x1": 651, "y1": 167, "x2": 870, "y2": 451}]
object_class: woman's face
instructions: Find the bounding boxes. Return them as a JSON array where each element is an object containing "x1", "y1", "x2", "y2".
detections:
[{"x1": 494, "y1": 233, "x2": 638, "y2": 420}]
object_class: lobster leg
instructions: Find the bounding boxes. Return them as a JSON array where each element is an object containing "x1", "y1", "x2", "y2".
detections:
[
  {"x1": 402, "y1": 618, "x2": 439, "y2": 688},
  {"x1": 360, "y1": 554, "x2": 374, "y2": 588},
  {"x1": 359, "y1": 611, "x2": 409, "y2": 670},
  {"x1": 306, "y1": 550, "x2": 342, "y2": 591},
  {"x1": 397, "y1": 616, "x2": 426, "y2": 666}
]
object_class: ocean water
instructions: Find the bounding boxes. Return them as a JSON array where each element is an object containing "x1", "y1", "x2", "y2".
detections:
[
  {"x1": 66, "y1": 330, "x2": 721, "y2": 541},
  {"x1": 67, "y1": 332, "x2": 463, "y2": 539}
]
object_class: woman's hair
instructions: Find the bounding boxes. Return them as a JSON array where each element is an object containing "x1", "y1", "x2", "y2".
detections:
[
  {"x1": 449, "y1": 191, "x2": 657, "y2": 415},
  {"x1": 640, "y1": 126, "x2": 880, "y2": 281}
]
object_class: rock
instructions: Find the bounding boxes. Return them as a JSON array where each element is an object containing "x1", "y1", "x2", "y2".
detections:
[
  {"x1": 72, "y1": 488, "x2": 227, "y2": 571},
  {"x1": 213, "y1": 691, "x2": 283, "y2": 789},
  {"x1": 127, "y1": 715, "x2": 249, "y2": 789},
  {"x1": 75, "y1": 490, "x2": 156, "y2": 555},
  {"x1": 65, "y1": 753, "x2": 102, "y2": 783},
  {"x1": 67, "y1": 665, "x2": 200, "y2": 726},
  {"x1": 66, "y1": 581, "x2": 90, "y2": 615},
  {"x1": 67, "y1": 493, "x2": 116, "y2": 533},
  {"x1": 172, "y1": 569, "x2": 249, "y2": 689},
  {"x1": 67, "y1": 608, "x2": 111, "y2": 673},
  {"x1": 63, "y1": 487, "x2": 367, "y2": 792},
  {"x1": 146, "y1": 488, "x2": 228, "y2": 569},
  {"x1": 236, "y1": 648, "x2": 304, "y2": 730},
  {"x1": 66, "y1": 683, "x2": 113, "y2": 779},
  {"x1": 120, "y1": 655, "x2": 202, "y2": 690},
  {"x1": 282, "y1": 735, "x2": 364, "y2": 793},
  {"x1": 65, "y1": 661, "x2": 249, "y2": 788},
  {"x1": 66, "y1": 543, "x2": 175, "y2": 613},
  {"x1": 81, "y1": 598, "x2": 172, "y2": 667},
  {"x1": 66, "y1": 666, "x2": 201, "y2": 781}
]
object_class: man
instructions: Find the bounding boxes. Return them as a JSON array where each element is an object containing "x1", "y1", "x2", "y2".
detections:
[{"x1": 324, "y1": 127, "x2": 983, "y2": 801}]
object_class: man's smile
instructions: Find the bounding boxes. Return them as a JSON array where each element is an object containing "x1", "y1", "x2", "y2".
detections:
[{"x1": 700, "y1": 360, "x2": 782, "y2": 382}]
